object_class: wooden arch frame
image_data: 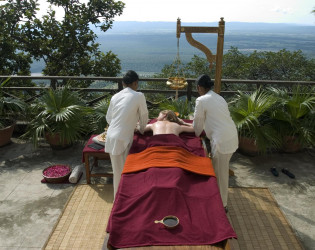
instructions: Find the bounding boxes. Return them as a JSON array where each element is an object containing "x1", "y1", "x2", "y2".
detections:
[{"x1": 176, "y1": 17, "x2": 225, "y2": 94}]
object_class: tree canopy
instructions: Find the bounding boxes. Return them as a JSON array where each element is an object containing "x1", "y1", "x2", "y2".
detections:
[
  {"x1": 156, "y1": 47, "x2": 315, "y2": 81},
  {"x1": 0, "y1": 0, "x2": 125, "y2": 87},
  {"x1": 0, "y1": 0, "x2": 33, "y2": 75},
  {"x1": 222, "y1": 47, "x2": 315, "y2": 81}
]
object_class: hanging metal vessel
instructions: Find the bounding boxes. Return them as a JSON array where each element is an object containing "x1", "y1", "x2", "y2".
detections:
[
  {"x1": 166, "y1": 35, "x2": 188, "y2": 91},
  {"x1": 166, "y1": 77, "x2": 188, "y2": 90}
]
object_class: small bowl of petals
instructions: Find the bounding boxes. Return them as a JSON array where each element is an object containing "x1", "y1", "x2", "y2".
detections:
[{"x1": 42, "y1": 165, "x2": 72, "y2": 183}]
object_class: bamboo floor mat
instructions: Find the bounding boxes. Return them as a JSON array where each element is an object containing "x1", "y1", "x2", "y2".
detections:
[{"x1": 43, "y1": 185, "x2": 303, "y2": 250}]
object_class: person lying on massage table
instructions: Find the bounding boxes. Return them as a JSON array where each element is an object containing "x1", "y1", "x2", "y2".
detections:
[{"x1": 142, "y1": 110, "x2": 194, "y2": 136}]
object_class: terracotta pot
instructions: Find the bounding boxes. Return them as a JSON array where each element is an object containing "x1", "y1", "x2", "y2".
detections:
[
  {"x1": 0, "y1": 121, "x2": 16, "y2": 147},
  {"x1": 45, "y1": 133, "x2": 72, "y2": 150},
  {"x1": 282, "y1": 136, "x2": 302, "y2": 153},
  {"x1": 238, "y1": 136, "x2": 260, "y2": 156}
]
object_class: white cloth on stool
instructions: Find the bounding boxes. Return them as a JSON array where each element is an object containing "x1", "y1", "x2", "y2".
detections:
[{"x1": 69, "y1": 165, "x2": 83, "y2": 183}]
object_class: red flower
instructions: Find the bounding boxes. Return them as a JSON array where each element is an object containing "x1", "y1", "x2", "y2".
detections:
[{"x1": 43, "y1": 165, "x2": 70, "y2": 178}]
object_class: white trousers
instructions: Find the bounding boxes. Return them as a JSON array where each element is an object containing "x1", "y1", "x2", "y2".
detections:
[
  {"x1": 109, "y1": 144, "x2": 131, "y2": 199},
  {"x1": 212, "y1": 151, "x2": 233, "y2": 207}
]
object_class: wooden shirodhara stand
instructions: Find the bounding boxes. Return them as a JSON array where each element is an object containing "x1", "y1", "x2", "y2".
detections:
[{"x1": 176, "y1": 17, "x2": 225, "y2": 94}]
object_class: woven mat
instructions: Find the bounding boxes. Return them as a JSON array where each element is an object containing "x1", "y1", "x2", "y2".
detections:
[
  {"x1": 43, "y1": 186, "x2": 303, "y2": 250},
  {"x1": 44, "y1": 185, "x2": 113, "y2": 250},
  {"x1": 228, "y1": 188, "x2": 303, "y2": 250}
]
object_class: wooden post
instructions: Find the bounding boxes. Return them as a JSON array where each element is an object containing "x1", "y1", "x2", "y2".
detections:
[
  {"x1": 118, "y1": 81, "x2": 123, "y2": 91},
  {"x1": 177, "y1": 17, "x2": 225, "y2": 95},
  {"x1": 187, "y1": 81, "x2": 192, "y2": 101},
  {"x1": 176, "y1": 18, "x2": 181, "y2": 39},
  {"x1": 214, "y1": 18, "x2": 225, "y2": 94},
  {"x1": 50, "y1": 79, "x2": 57, "y2": 89}
]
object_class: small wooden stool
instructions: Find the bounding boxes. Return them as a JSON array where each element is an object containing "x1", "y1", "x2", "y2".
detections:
[{"x1": 82, "y1": 135, "x2": 113, "y2": 184}]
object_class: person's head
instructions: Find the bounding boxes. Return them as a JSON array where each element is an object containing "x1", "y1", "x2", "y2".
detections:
[
  {"x1": 122, "y1": 70, "x2": 139, "y2": 90},
  {"x1": 157, "y1": 110, "x2": 181, "y2": 125},
  {"x1": 196, "y1": 74, "x2": 214, "y2": 96}
]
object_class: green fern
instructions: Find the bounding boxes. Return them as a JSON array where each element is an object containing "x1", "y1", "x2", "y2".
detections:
[
  {"x1": 269, "y1": 85, "x2": 315, "y2": 147},
  {"x1": 229, "y1": 89, "x2": 281, "y2": 153}
]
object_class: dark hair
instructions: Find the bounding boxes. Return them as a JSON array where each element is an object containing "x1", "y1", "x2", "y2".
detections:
[
  {"x1": 123, "y1": 70, "x2": 139, "y2": 85},
  {"x1": 196, "y1": 74, "x2": 214, "y2": 90}
]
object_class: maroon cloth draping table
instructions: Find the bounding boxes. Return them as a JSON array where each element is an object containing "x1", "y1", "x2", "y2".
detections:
[
  {"x1": 106, "y1": 133, "x2": 237, "y2": 249},
  {"x1": 129, "y1": 131, "x2": 204, "y2": 156}
]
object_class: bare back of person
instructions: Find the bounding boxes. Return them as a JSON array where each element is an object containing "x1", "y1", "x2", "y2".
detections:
[
  {"x1": 151, "y1": 120, "x2": 182, "y2": 136},
  {"x1": 141, "y1": 110, "x2": 194, "y2": 136},
  {"x1": 144, "y1": 120, "x2": 194, "y2": 136}
]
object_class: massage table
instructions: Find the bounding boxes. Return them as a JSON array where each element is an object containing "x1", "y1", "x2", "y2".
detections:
[{"x1": 104, "y1": 124, "x2": 237, "y2": 250}]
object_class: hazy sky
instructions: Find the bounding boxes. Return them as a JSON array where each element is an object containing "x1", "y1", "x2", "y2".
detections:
[
  {"x1": 115, "y1": 0, "x2": 315, "y2": 25},
  {"x1": 37, "y1": 0, "x2": 315, "y2": 25}
]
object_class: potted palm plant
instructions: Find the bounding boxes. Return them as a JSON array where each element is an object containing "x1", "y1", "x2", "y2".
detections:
[
  {"x1": 89, "y1": 98, "x2": 110, "y2": 134},
  {"x1": 23, "y1": 87, "x2": 90, "y2": 149},
  {"x1": 0, "y1": 78, "x2": 26, "y2": 147},
  {"x1": 269, "y1": 86, "x2": 315, "y2": 153},
  {"x1": 229, "y1": 89, "x2": 281, "y2": 155}
]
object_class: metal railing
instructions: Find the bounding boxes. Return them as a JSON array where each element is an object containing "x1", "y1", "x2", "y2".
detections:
[{"x1": 1, "y1": 75, "x2": 315, "y2": 105}]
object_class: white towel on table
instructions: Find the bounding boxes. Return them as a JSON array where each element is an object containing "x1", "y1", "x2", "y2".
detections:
[{"x1": 69, "y1": 165, "x2": 83, "y2": 183}]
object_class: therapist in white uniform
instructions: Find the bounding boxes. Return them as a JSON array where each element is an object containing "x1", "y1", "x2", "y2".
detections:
[
  {"x1": 105, "y1": 70, "x2": 148, "y2": 198},
  {"x1": 192, "y1": 74, "x2": 238, "y2": 212}
]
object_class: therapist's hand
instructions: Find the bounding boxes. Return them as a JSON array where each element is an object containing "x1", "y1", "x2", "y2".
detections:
[{"x1": 178, "y1": 118, "x2": 192, "y2": 127}]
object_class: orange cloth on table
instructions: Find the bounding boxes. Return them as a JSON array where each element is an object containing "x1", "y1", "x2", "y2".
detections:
[{"x1": 122, "y1": 146, "x2": 215, "y2": 177}]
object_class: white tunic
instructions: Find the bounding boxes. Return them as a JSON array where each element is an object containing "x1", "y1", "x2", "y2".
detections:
[
  {"x1": 193, "y1": 90, "x2": 238, "y2": 155},
  {"x1": 105, "y1": 87, "x2": 148, "y2": 155}
]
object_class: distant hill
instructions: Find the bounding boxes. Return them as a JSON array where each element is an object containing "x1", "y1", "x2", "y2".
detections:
[
  {"x1": 101, "y1": 21, "x2": 315, "y2": 35},
  {"x1": 31, "y1": 21, "x2": 315, "y2": 76}
]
